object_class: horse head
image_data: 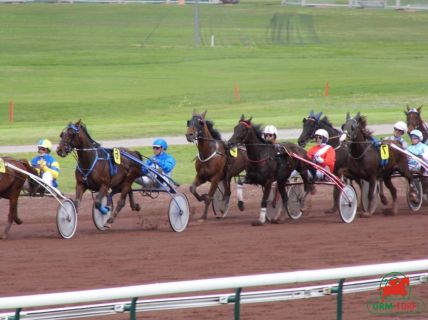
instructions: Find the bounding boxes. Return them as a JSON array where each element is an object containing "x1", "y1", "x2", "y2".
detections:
[
  {"x1": 228, "y1": 115, "x2": 254, "y2": 147},
  {"x1": 297, "y1": 110, "x2": 323, "y2": 147},
  {"x1": 56, "y1": 120, "x2": 84, "y2": 157},
  {"x1": 185, "y1": 110, "x2": 208, "y2": 142},
  {"x1": 342, "y1": 112, "x2": 364, "y2": 141},
  {"x1": 405, "y1": 105, "x2": 423, "y2": 133}
]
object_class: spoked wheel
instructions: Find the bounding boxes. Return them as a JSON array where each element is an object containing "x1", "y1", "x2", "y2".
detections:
[
  {"x1": 212, "y1": 180, "x2": 230, "y2": 218},
  {"x1": 407, "y1": 178, "x2": 423, "y2": 212},
  {"x1": 56, "y1": 198, "x2": 77, "y2": 239},
  {"x1": 266, "y1": 183, "x2": 283, "y2": 222},
  {"x1": 286, "y1": 184, "x2": 305, "y2": 220},
  {"x1": 92, "y1": 195, "x2": 114, "y2": 231},
  {"x1": 168, "y1": 193, "x2": 189, "y2": 233},
  {"x1": 338, "y1": 185, "x2": 357, "y2": 223},
  {"x1": 361, "y1": 179, "x2": 379, "y2": 213}
]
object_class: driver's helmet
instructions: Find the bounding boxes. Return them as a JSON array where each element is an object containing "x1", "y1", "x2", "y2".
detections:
[
  {"x1": 393, "y1": 121, "x2": 407, "y2": 133},
  {"x1": 410, "y1": 129, "x2": 423, "y2": 141},
  {"x1": 37, "y1": 139, "x2": 52, "y2": 152},
  {"x1": 314, "y1": 129, "x2": 329, "y2": 143},
  {"x1": 263, "y1": 125, "x2": 278, "y2": 138},
  {"x1": 152, "y1": 138, "x2": 168, "y2": 151}
]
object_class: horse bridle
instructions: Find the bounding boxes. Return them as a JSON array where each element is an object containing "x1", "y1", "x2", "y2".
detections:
[{"x1": 59, "y1": 123, "x2": 80, "y2": 155}]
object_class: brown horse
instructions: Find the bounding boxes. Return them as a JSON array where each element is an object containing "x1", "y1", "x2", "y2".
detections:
[
  {"x1": 185, "y1": 110, "x2": 247, "y2": 220},
  {"x1": 342, "y1": 112, "x2": 414, "y2": 216},
  {"x1": 56, "y1": 120, "x2": 142, "y2": 227},
  {"x1": 405, "y1": 105, "x2": 428, "y2": 143},
  {"x1": 228, "y1": 115, "x2": 313, "y2": 226},
  {"x1": 0, "y1": 157, "x2": 38, "y2": 239}
]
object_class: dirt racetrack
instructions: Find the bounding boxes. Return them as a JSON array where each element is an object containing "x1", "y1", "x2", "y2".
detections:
[{"x1": 1, "y1": 179, "x2": 427, "y2": 320}]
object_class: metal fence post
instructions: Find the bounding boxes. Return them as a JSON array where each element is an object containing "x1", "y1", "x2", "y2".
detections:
[
  {"x1": 336, "y1": 279, "x2": 345, "y2": 320},
  {"x1": 234, "y1": 288, "x2": 242, "y2": 320},
  {"x1": 129, "y1": 298, "x2": 138, "y2": 320}
]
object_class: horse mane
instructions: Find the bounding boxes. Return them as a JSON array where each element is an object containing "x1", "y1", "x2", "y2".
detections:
[
  {"x1": 76, "y1": 121, "x2": 101, "y2": 148},
  {"x1": 251, "y1": 122, "x2": 264, "y2": 142},
  {"x1": 357, "y1": 115, "x2": 373, "y2": 139},
  {"x1": 205, "y1": 120, "x2": 222, "y2": 140}
]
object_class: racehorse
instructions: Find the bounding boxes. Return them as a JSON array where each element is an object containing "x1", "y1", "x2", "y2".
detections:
[
  {"x1": 405, "y1": 105, "x2": 428, "y2": 143},
  {"x1": 0, "y1": 157, "x2": 38, "y2": 239},
  {"x1": 342, "y1": 112, "x2": 414, "y2": 216},
  {"x1": 228, "y1": 115, "x2": 313, "y2": 226},
  {"x1": 56, "y1": 120, "x2": 143, "y2": 227},
  {"x1": 297, "y1": 110, "x2": 348, "y2": 213},
  {"x1": 185, "y1": 110, "x2": 247, "y2": 220}
]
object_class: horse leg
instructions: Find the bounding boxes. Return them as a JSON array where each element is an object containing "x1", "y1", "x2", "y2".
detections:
[
  {"x1": 236, "y1": 177, "x2": 245, "y2": 211},
  {"x1": 271, "y1": 180, "x2": 287, "y2": 224},
  {"x1": 382, "y1": 176, "x2": 397, "y2": 215},
  {"x1": 189, "y1": 177, "x2": 205, "y2": 202},
  {"x1": 252, "y1": 182, "x2": 272, "y2": 226},
  {"x1": 361, "y1": 178, "x2": 377, "y2": 217},
  {"x1": 74, "y1": 184, "x2": 86, "y2": 212},
  {"x1": 378, "y1": 179, "x2": 388, "y2": 206},
  {"x1": 128, "y1": 190, "x2": 141, "y2": 212},
  {"x1": 325, "y1": 186, "x2": 339, "y2": 214},
  {"x1": 199, "y1": 179, "x2": 220, "y2": 221}
]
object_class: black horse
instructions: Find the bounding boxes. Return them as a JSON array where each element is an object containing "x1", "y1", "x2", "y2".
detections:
[
  {"x1": 228, "y1": 115, "x2": 313, "y2": 226},
  {"x1": 297, "y1": 110, "x2": 348, "y2": 213},
  {"x1": 342, "y1": 112, "x2": 414, "y2": 216}
]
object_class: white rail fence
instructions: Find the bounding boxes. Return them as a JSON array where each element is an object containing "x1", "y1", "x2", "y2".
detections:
[{"x1": 1, "y1": 259, "x2": 428, "y2": 320}]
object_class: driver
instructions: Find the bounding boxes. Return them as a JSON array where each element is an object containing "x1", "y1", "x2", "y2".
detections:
[
  {"x1": 31, "y1": 139, "x2": 60, "y2": 188},
  {"x1": 263, "y1": 125, "x2": 278, "y2": 144},
  {"x1": 136, "y1": 138, "x2": 176, "y2": 187},
  {"x1": 307, "y1": 129, "x2": 336, "y2": 181}
]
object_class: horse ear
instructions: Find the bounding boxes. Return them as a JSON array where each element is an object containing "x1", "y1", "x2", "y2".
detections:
[
  {"x1": 192, "y1": 109, "x2": 196, "y2": 116},
  {"x1": 302, "y1": 118, "x2": 306, "y2": 123},
  {"x1": 240, "y1": 114, "x2": 245, "y2": 121},
  {"x1": 346, "y1": 112, "x2": 350, "y2": 121},
  {"x1": 309, "y1": 110, "x2": 314, "y2": 117},
  {"x1": 418, "y1": 105, "x2": 423, "y2": 113},
  {"x1": 248, "y1": 116, "x2": 252, "y2": 123},
  {"x1": 315, "y1": 112, "x2": 323, "y2": 121},
  {"x1": 356, "y1": 112, "x2": 361, "y2": 119},
  {"x1": 76, "y1": 119, "x2": 82, "y2": 126},
  {"x1": 406, "y1": 104, "x2": 410, "y2": 111},
  {"x1": 201, "y1": 110, "x2": 207, "y2": 119}
]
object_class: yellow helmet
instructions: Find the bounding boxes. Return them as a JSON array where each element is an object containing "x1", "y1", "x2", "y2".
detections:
[{"x1": 37, "y1": 139, "x2": 52, "y2": 152}]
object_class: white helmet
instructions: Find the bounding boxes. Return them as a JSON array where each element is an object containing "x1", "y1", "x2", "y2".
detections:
[
  {"x1": 393, "y1": 121, "x2": 407, "y2": 133},
  {"x1": 37, "y1": 138, "x2": 52, "y2": 152},
  {"x1": 410, "y1": 129, "x2": 423, "y2": 140},
  {"x1": 314, "y1": 129, "x2": 329, "y2": 139},
  {"x1": 263, "y1": 125, "x2": 278, "y2": 136}
]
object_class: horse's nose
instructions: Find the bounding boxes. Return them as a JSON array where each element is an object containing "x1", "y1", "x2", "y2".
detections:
[{"x1": 298, "y1": 140, "x2": 306, "y2": 147}]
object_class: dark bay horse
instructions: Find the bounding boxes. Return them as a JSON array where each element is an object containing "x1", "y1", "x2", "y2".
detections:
[
  {"x1": 297, "y1": 111, "x2": 348, "y2": 213},
  {"x1": 0, "y1": 157, "x2": 38, "y2": 239},
  {"x1": 405, "y1": 105, "x2": 428, "y2": 143},
  {"x1": 185, "y1": 110, "x2": 247, "y2": 220},
  {"x1": 56, "y1": 120, "x2": 142, "y2": 227},
  {"x1": 228, "y1": 115, "x2": 313, "y2": 226},
  {"x1": 342, "y1": 112, "x2": 414, "y2": 216}
]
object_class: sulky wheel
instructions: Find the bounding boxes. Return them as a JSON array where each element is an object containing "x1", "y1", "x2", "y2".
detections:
[
  {"x1": 286, "y1": 184, "x2": 305, "y2": 220},
  {"x1": 168, "y1": 193, "x2": 189, "y2": 233},
  {"x1": 361, "y1": 179, "x2": 379, "y2": 213},
  {"x1": 56, "y1": 198, "x2": 77, "y2": 239},
  {"x1": 266, "y1": 183, "x2": 283, "y2": 222},
  {"x1": 338, "y1": 185, "x2": 357, "y2": 223},
  {"x1": 212, "y1": 180, "x2": 230, "y2": 218},
  {"x1": 92, "y1": 195, "x2": 114, "y2": 231},
  {"x1": 407, "y1": 178, "x2": 423, "y2": 212}
]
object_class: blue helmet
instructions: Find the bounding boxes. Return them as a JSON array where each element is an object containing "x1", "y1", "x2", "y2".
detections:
[{"x1": 152, "y1": 138, "x2": 168, "y2": 150}]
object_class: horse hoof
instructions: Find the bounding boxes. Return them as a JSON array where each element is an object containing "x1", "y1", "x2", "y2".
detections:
[
  {"x1": 134, "y1": 204, "x2": 141, "y2": 212},
  {"x1": 251, "y1": 220, "x2": 264, "y2": 226},
  {"x1": 103, "y1": 223, "x2": 112, "y2": 229},
  {"x1": 359, "y1": 212, "x2": 372, "y2": 218},
  {"x1": 238, "y1": 201, "x2": 245, "y2": 211},
  {"x1": 270, "y1": 218, "x2": 283, "y2": 224},
  {"x1": 0, "y1": 234, "x2": 7, "y2": 240},
  {"x1": 14, "y1": 218, "x2": 23, "y2": 225}
]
